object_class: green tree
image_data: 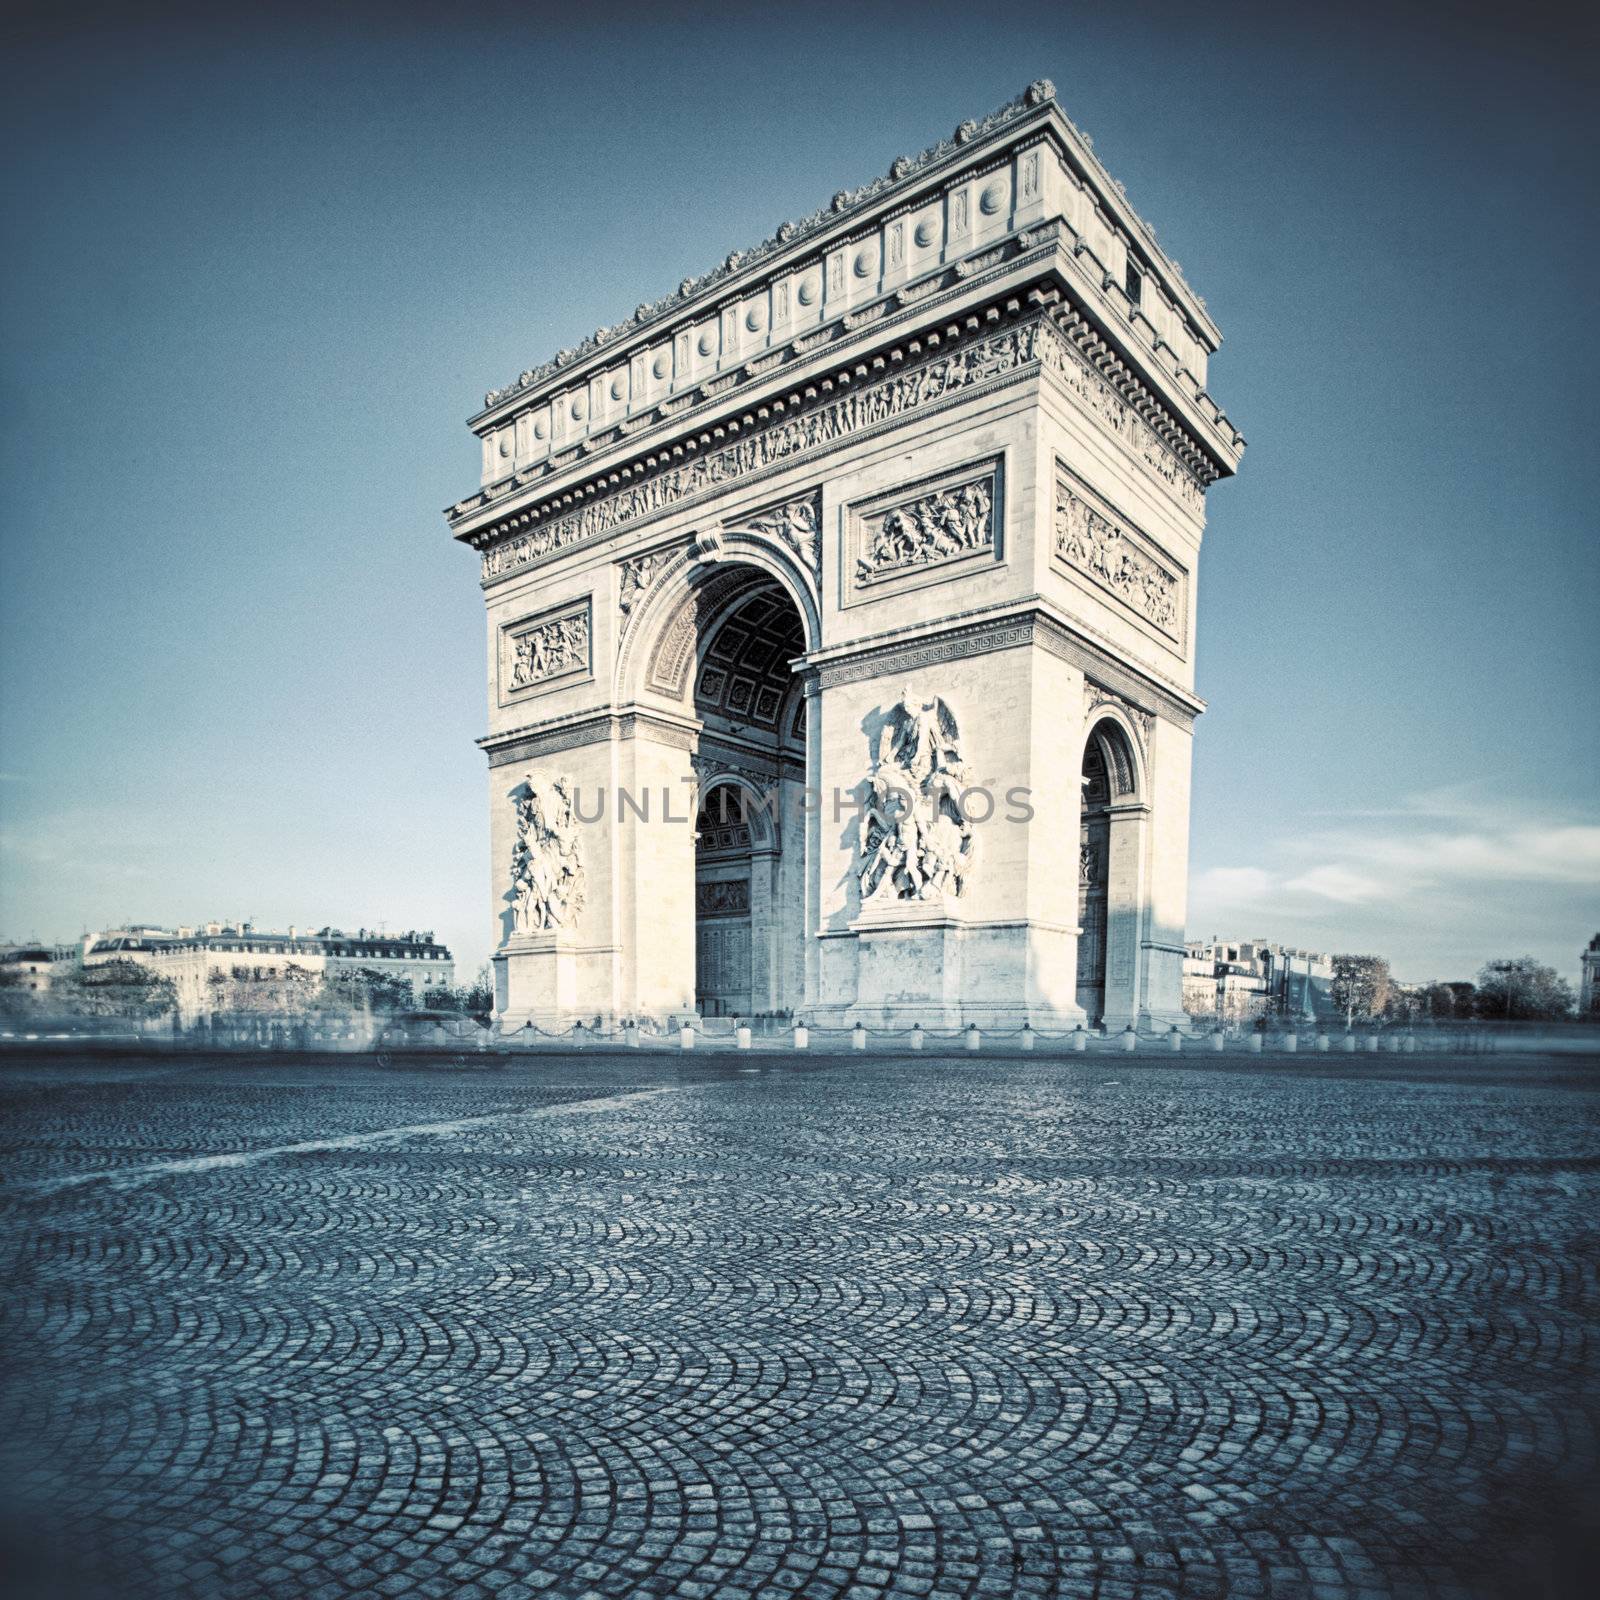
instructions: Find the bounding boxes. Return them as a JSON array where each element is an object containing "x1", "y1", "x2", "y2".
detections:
[
  {"x1": 315, "y1": 966, "x2": 416, "y2": 1016},
  {"x1": 1331, "y1": 954, "x2": 1392, "y2": 1024},
  {"x1": 57, "y1": 960, "x2": 177, "y2": 1019},
  {"x1": 1475, "y1": 957, "x2": 1574, "y2": 1022}
]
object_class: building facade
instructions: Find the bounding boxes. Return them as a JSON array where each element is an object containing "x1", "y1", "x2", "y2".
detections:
[
  {"x1": 1182, "y1": 939, "x2": 1335, "y2": 1025},
  {"x1": 448, "y1": 83, "x2": 1244, "y2": 1031},
  {"x1": 0, "y1": 942, "x2": 77, "y2": 998},
  {"x1": 82, "y1": 925, "x2": 454, "y2": 1024}
]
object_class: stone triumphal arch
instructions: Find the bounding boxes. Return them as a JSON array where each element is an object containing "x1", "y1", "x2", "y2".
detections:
[{"x1": 447, "y1": 81, "x2": 1244, "y2": 1031}]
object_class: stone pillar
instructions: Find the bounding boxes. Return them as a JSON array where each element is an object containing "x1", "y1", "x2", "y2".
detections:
[
  {"x1": 1101, "y1": 800, "x2": 1150, "y2": 1031},
  {"x1": 619, "y1": 727, "x2": 697, "y2": 1022}
]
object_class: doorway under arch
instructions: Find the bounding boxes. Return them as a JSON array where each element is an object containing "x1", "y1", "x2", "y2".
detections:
[
  {"x1": 1077, "y1": 717, "x2": 1141, "y2": 1025},
  {"x1": 689, "y1": 578, "x2": 808, "y2": 1020}
]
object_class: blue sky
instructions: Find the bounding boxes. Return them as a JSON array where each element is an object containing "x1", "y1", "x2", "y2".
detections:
[{"x1": 2, "y1": 0, "x2": 1595, "y2": 984}]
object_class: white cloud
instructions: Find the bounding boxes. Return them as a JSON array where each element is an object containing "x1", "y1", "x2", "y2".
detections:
[
  {"x1": 1191, "y1": 865, "x2": 1273, "y2": 902},
  {"x1": 1284, "y1": 864, "x2": 1382, "y2": 903},
  {"x1": 1188, "y1": 792, "x2": 1599, "y2": 979}
]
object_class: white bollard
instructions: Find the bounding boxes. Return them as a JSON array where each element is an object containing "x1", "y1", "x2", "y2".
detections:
[
  {"x1": 1021, "y1": 1025, "x2": 1035, "y2": 1052},
  {"x1": 965, "y1": 1024, "x2": 982, "y2": 1053},
  {"x1": 852, "y1": 1023, "x2": 867, "y2": 1051},
  {"x1": 793, "y1": 1023, "x2": 809, "y2": 1050},
  {"x1": 1120, "y1": 1026, "x2": 1138, "y2": 1053},
  {"x1": 1366, "y1": 1035, "x2": 1379, "y2": 1053},
  {"x1": 909, "y1": 1025, "x2": 924, "y2": 1051},
  {"x1": 679, "y1": 1023, "x2": 695, "y2": 1051},
  {"x1": 1316, "y1": 1034, "x2": 1330, "y2": 1053},
  {"x1": 736, "y1": 1024, "x2": 751, "y2": 1050},
  {"x1": 1284, "y1": 1032, "x2": 1299, "y2": 1053},
  {"x1": 1210, "y1": 1031, "x2": 1225, "y2": 1052},
  {"x1": 1168, "y1": 1028, "x2": 1183, "y2": 1053},
  {"x1": 625, "y1": 1022, "x2": 640, "y2": 1049},
  {"x1": 1342, "y1": 1033, "x2": 1357, "y2": 1053},
  {"x1": 1403, "y1": 1033, "x2": 1416, "y2": 1053},
  {"x1": 1247, "y1": 1032, "x2": 1263, "y2": 1054},
  {"x1": 1071, "y1": 1028, "x2": 1087, "y2": 1053}
]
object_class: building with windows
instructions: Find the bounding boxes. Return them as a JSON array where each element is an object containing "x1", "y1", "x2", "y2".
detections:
[
  {"x1": 1183, "y1": 939, "x2": 1334, "y2": 1024},
  {"x1": 81, "y1": 924, "x2": 454, "y2": 1023},
  {"x1": 449, "y1": 82, "x2": 1244, "y2": 1030},
  {"x1": 0, "y1": 942, "x2": 78, "y2": 998}
]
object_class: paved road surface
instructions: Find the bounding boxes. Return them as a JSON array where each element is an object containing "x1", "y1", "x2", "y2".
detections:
[{"x1": 1, "y1": 1050, "x2": 1595, "y2": 1599}]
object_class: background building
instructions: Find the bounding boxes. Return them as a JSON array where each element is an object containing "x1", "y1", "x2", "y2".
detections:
[
  {"x1": 0, "y1": 941, "x2": 78, "y2": 998},
  {"x1": 1183, "y1": 938, "x2": 1333, "y2": 1024},
  {"x1": 81, "y1": 924, "x2": 454, "y2": 1023}
]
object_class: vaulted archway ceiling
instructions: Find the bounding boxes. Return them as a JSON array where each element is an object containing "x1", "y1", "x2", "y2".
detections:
[{"x1": 695, "y1": 585, "x2": 805, "y2": 744}]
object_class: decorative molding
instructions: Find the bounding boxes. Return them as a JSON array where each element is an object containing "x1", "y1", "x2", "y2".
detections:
[
  {"x1": 480, "y1": 706, "x2": 701, "y2": 767},
  {"x1": 851, "y1": 458, "x2": 1000, "y2": 593},
  {"x1": 1039, "y1": 309, "x2": 1210, "y2": 509},
  {"x1": 476, "y1": 316, "x2": 1042, "y2": 584},
  {"x1": 860, "y1": 689, "x2": 976, "y2": 904},
  {"x1": 477, "y1": 82, "x2": 1059, "y2": 414},
  {"x1": 616, "y1": 711, "x2": 699, "y2": 751},
  {"x1": 500, "y1": 598, "x2": 592, "y2": 705},
  {"x1": 509, "y1": 774, "x2": 586, "y2": 935},
  {"x1": 647, "y1": 567, "x2": 762, "y2": 699},
  {"x1": 814, "y1": 615, "x2": 1033, "y2": 690},
  {"x1": 1053, "y1": 463, "x2": 1185, "y2": 643},
  {"x1": 1084, "y1": 679, "x2": 1156, "y2": 744}
]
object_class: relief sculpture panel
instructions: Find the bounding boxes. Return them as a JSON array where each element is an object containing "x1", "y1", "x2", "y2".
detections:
[
  {"x1": 847, "y1": 458, "x2": 1002, "y2": 605},
  {"x1": 1053, "y1": 464, "x2": 1185, "y2": 646},
  {"x1": 501, "y1": 599, "x2": 592, "y2": 703}
]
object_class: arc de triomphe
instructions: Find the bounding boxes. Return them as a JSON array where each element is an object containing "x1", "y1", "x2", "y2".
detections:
[{"x1": 445, "y1": 81, "x2": 1244, "y2": 1032}]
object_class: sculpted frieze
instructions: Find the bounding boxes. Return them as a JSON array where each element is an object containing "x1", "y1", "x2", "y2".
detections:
[
  {"x1": 1054, "y1": 470, "x2": 1183, "y2": 641},
  {"x1": 1039, "y1": 317, "x2": 1207, "y2": 511},
  {"x1": 856, "y1": 472, "x2": 994, "y2": 587},
  {"x1": 695, "y1": 879, "x2": 751, "y2": 918},
  {"x1": 480, "y1": 320, "x2": 1042, "y2": 583},
  {"x1": 503, "y1": 601, "x2": 591, "y2": 698}
]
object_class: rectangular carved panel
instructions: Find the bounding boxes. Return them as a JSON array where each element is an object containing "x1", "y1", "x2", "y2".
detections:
[
  {"x1": 498, "y1": 597, "x2": 592, "y2": 706},
  {"x1": 845, "y1": 455, "x2": 1004, "y2": 607},
  {"x1": 1052, "y1": 463, "x2": 1186, "y2": 648}
]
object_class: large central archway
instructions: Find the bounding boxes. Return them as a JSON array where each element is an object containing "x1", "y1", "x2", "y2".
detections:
[{"x1": 690, "y1": 580, "x2": 808, "y2": 1019}]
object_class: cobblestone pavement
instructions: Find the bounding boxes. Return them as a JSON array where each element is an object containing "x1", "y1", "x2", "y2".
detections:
[{"x1": 1, "y1": 1051, "x2": 1595, "y2": 1600}]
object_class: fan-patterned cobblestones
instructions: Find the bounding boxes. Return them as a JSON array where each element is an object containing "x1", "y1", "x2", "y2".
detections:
[{"x1": 1, "y1": 1051, "x2": 1595, "y2": 1599}]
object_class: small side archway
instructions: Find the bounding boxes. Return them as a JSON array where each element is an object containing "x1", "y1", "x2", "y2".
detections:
[{"x1": 1077, "y1": 713, "x2": 1144, "y2": 1026}]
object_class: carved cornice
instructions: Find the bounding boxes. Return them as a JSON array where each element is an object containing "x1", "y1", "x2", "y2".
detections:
[
  {"x1": 475, "y1": 82, "x2": 1060, "y2": 415},
  {"x1": 810, "y1": 613, "x2": 1035, "y2": 690},
  {"x1": 1039, "y1": 298, "x2": 1222, "y2": 493},
  {"x1": 802, "y1": 601, "x2": 1201, "y2": 729},
  {"x1": 472, "y1": 304, "x2": 1044, "y2": 585},
  {"x1": 479, "y1": 705, "x2": 701, "y2": 767}
]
